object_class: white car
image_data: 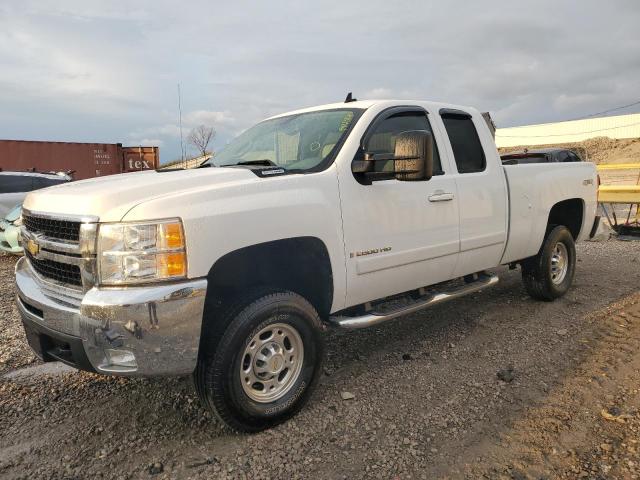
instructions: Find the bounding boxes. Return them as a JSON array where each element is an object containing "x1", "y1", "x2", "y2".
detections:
[
  {"x1": 0, "y1": 204, "x2": 23, "y2": 254},
  {"x1": 0, "y1": 171, "x2": 71, "y2": 218},
  {"x1": 15, "y1": 99, "x2": 599, "y2": 431}
]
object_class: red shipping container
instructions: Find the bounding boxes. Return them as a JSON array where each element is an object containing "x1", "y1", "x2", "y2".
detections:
[{"x1": 0, "y1": 140, "x2": 159, "y2": 180}]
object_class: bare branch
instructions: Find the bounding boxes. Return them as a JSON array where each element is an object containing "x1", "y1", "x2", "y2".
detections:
[{"x1": 187, "y1": 125, "x2": 215, "y2": 157}]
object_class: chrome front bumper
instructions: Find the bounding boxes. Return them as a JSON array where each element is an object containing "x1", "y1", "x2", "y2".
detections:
[{"x1": 15, "y1": 256, "x2": 207, "y2": 376}]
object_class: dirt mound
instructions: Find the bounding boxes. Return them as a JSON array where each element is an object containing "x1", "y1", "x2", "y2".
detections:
[{"x1": 499, "y1": 136, "x2": 640, "y2": 164}]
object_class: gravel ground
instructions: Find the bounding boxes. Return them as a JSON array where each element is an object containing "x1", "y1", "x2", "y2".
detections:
[
  {"x1": 0, "y1": 254, "x2": 36, "y2": 373},
  {"x1": 1, "y1": 240, "x2": 640, "y2": 479}
]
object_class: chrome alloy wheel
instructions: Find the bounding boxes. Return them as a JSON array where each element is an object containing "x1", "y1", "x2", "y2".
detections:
[
  {"x1": 240, "y1": 323, "x2": 304, "y2": 403},
  {"x1": 550, "y1": 242, "x2": 569, "y2": 285}
]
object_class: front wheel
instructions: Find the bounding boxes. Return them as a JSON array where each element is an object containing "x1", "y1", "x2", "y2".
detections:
[
  {"x1": 194, "y1": 289, "x2": 324, "y2": 432},
  {"x1": 521, "y1": 225, "x2": 576, "y2": 301}
]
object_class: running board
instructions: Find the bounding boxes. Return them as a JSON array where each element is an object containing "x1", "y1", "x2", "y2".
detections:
[{"x1": 329, "y1": 274, "x2": 499, "y2": 330}]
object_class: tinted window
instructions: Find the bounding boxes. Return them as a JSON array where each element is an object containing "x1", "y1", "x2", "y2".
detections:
[
  {"x1": 365, "y1": 112, "x2": 442, "y2": 174},
  {"x1": 441, "y1": 115, "x2": 486, "y2": 173},
  {"x1": 0, "y1": 175, "x2": 33, "y2": 193},
  {"x1": 501, "y1": 154, "x2": 548, "y2": 165},
  {"x1": 567, "y1": 152, "x2": 581, "y2": 162},
  {"x1": 33, "y1": 177, "x2": 67, "y2": 189}
]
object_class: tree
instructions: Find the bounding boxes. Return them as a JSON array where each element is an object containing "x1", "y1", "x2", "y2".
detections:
[{"x1": 188, "y1": 125, "x2": 215, "y2": 157}]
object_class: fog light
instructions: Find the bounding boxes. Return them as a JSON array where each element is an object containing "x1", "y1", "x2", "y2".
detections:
[{"x1": 105, "y1": 349, "x2": 138, "y2": 369}]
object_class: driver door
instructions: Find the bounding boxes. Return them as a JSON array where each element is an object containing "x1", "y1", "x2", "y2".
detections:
[{"x1": 336, "y1": 107, "x2": 461, "y2": 308}]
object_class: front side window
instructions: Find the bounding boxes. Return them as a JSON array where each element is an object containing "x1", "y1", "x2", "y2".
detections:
[
  {"x1": 441, "y1": 114, "x2": 486, "y2": 174},
  {"x1": 364, "y1": 112, "x2": 442, "y2": 174},
  {"x1": 211, "y1": 108, "x2": 363, "y2": 172}
]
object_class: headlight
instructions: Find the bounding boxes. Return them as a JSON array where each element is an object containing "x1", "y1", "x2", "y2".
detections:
[{"x1": 97, "y1": 219, "x2": 187, "y2": 285}]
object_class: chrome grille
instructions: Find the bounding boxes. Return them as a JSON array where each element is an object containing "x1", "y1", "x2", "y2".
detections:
[
  {"x1": 22, "y1": 209, "x2": 98, "y2": 294},
  {"x1": 25, "y1": 250, "x2": 82, "y2": 287},
  {"x1": 23, "y1": 214, "x2": 81, "y2": 242}
]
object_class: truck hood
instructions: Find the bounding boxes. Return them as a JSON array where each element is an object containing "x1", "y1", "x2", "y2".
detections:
[{"x1": 23, "y1": 167, "x2": 257, "y2": 222}]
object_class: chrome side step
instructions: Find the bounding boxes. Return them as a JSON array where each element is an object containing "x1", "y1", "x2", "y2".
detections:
[{"x1": 330, "y1": 274, "x2": 499, "y2": 330}]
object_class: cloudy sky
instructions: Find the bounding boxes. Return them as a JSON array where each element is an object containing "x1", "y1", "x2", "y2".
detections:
[{"x1": 1, "y1": 0, "x2": 639, "y2": 162}]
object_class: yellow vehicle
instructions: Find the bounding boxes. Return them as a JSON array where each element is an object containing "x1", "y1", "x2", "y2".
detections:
[{"x1": 597, "y1": 163, "x2": 640, "y2": 232}]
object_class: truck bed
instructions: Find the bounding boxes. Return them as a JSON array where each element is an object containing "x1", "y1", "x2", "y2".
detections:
[{"x1": 500, "y1": 162, "x2": 598, "y2": 264}]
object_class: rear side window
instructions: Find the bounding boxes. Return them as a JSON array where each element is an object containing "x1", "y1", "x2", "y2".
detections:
[
  {"x1": 0, "y1": 175, "x2": 33, "y2": 193},
  {"x1": 441, "y1": 114, "x2": 486, "y2": 173},
  {"x1": 33, "y1": 177, "x2": 66, "y2": 189}
]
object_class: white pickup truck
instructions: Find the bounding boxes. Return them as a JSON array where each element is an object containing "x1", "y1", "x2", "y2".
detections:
[{"x1": 15, "y1": 99, "x2": 599, "y2": 431}]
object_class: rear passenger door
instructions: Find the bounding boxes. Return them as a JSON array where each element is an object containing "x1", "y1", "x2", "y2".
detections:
[{"x1": 438, "y1": 109, "x2": 508, "y2": 277}]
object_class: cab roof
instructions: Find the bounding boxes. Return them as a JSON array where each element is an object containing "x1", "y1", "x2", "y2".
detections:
[{"x1": 267, "y1": 99, "x2": 479, "y2": 120}]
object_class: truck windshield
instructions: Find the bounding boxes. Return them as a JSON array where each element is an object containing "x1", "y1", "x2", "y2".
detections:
[{"x1": 211, "y1": 108, "x2": 363, "y2": 172}]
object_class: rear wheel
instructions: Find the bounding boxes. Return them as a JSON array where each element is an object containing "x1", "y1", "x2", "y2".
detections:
[
  {"x1": 521, "y1": 225, "x2": 576, "y2": 301},
  {"x1": 194, "y1": 289, "x2": 324, "y2": 432}
]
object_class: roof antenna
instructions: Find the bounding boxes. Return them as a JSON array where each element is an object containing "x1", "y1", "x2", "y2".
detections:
[{"x1": 344, "y1": 92, "x2": 357, "y2": 103}]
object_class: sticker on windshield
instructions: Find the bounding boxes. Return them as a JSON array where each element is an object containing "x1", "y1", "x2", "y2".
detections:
[{"x1": 339, "y1": 111, "x2": 354, "y2": 132}]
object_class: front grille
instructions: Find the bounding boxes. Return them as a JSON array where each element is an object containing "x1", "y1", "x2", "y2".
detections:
[
  {"x1": 23, "y1": 214, "x2": 81, "y2": 242},
  {"x1": 25, "y1": 250, "x2": 82, "y2": 287}
]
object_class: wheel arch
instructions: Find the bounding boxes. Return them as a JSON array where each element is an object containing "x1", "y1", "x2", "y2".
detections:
[
  {"x1": 198, "y1": 236, "x2": 333, "y2": 355},
  {"x1": 547, "y1": 198, "x2": 584, "y2": 239}
]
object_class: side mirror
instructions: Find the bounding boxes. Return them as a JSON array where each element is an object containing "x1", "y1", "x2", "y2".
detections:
[
  {"x1": 351, "y1": 130, "x2": 434, "y2": 183},
  {"x1": 393, "y1": 130, "x2": 433, "y2": 181}
]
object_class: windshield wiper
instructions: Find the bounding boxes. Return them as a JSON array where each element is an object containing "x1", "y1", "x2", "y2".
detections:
[{"x1": 234, "y1": 159, "x2": 277, "y2": 167}]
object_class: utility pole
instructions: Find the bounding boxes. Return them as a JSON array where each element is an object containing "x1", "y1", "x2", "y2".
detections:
[{"x1": 177, "y1": 82, "x2": 185, "y2": 168}]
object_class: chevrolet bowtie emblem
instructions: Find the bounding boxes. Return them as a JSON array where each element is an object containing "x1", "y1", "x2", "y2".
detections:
[{"x1": 27, "y1": 238, "x2": 40, "y2": 256}]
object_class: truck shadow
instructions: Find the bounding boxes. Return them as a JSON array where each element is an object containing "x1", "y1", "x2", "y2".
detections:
[{"x1": 107, "y1": 267, "x2": 527, "y2": 433}]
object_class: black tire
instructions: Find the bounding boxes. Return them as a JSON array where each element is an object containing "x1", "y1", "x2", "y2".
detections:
[
  {"x1": 521, "y1": 225, "x2": 576, "y2": 301},
  {"x1": 194, "y1": 289, "x2": 324, "y2": 432}
]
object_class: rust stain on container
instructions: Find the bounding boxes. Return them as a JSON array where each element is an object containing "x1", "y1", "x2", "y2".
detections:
[{"x1": 0, "y1": 140, "x2": 159, "y2": 180}]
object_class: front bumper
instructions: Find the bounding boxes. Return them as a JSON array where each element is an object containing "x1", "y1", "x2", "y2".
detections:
[{"x1": 15, "y1": 256, "x2": 207, "y2": 376}]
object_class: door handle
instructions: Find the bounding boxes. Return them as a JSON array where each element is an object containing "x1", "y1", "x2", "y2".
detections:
[{"x1": 428, "y1": 191, "x2": 454, "y2": 202}]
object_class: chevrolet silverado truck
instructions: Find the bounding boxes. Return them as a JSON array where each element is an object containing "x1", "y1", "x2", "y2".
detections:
[{"x1": 15, "y1": 99, "x2": 599, "y2": 432}]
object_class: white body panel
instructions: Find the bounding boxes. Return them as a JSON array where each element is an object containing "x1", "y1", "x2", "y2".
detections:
[
  {"x1": 21, "y1": 99, "x2": 598, "y2": 315},
  {"x1": 122, "y1": 167, "x2": 349, "y2": 312},
  {"x1": 23, "y1": 169, "x2": 255, "y2": 222},
  {"x1": 0, "y1": 191, "x2": 25, "y2": 218},
  {"x1": 500, "y1": 162, "x2": 598, "y2": 263}
]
